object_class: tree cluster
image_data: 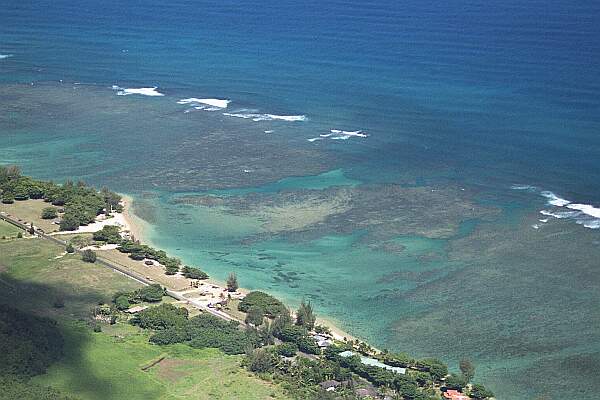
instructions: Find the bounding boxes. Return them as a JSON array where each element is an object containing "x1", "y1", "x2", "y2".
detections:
[
  {"x1": 117, "y1": 240, "x2": 182, "y2": 275},
  {"x1": 92, "y1": 225, "x2": 122, "y2": 244},
  {"x1": 112, "y1": 284, "x2": 166, "y2": 310},
  {"x1": 0, "y1": 165, "x2": 122, "y2": 232},
  {"x1": 182, "y1": 266, "x2": 209, "y2": 280},
  {"x1": 132, "y1": 304, "x2": 260, "y2": 355},
  {"x1": 238, "y1": 291, "x2": 286, "y2": 317}
]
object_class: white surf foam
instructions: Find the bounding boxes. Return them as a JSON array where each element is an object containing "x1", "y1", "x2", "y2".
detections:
[
  {"x1": 112, "y1": 85, "x2": 164, "y2": 97},
  {"x1": 539, "y1": 210, "x2": 579, "y2": 219},
  {"x1": 223, "y1": 112, "x2": 306, "y2": 122},
  {"x1": 566, "y1": 203, "x2": 600, "y2": 219},
  {"x1": 307, "y1": 137, "x2": 323, "y2": 142},
  {"x1": 177, "y1": 98, "x2": 231, "y2": 109},
  {"x1": 540, "y1": 191, "x2": 571, "y2": 207},
  {"x1": 0, "y1": 54, "x2": 13, "y2": 59},
  {"x1": 515, "y1": 185, "x2": 600, "y2": 230}
]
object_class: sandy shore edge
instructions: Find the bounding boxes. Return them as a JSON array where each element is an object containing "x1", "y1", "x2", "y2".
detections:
[{"x1": 120, "y1": 194, "x2": 357, "y2": 343}]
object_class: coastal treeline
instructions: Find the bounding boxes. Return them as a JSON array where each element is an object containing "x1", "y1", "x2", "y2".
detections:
[
  {"x1": 120, "y1": 288, "x2": 495, "y2": 400},
  {"x1": 0, "y1": 165, "x2": 122, "y2": 231}
]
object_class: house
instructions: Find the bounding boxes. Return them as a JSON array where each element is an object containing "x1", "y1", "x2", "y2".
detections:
[
  {"x1": 125, "y1": 305, "x2": 149, "y2": 314},
  {"x1": 319, "y1": 380, "x2": 341, "y2": 392},
  {"x1": 443, "y1": 390, "x2": 471, "y2": 400},
  {"x1": 313, "y1": 334, "x2": 333, "y2": 348}
]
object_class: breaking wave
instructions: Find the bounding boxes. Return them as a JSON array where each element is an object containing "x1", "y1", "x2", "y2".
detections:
[
  {"x1": 223, "y1": 110, "x2": 306, "y2": 122},
  {"x1": 308, "y1": 129, "x2": 369, "y2": 142},
  {"x1": 177, "y1": 98, "x2": 230, "y2": 110},
  {"x1": 514, "y1": 185, "x2": 600, "y2": 229},
  {"x1": 0, "y1": 54, "x2": 13, "y2": 59},
  {"x1": 112, "y1": 85, "x2": 164, "y2": 97}
]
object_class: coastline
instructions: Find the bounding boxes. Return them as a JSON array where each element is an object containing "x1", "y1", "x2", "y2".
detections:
[
  {"x1": 120, "y1": 194, "x2": 149, "y2": 243},
  {"x1": 120, "y1": 194, "x2": 356, "y2": 343}
]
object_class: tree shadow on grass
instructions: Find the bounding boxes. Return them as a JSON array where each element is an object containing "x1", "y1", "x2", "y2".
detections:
[{"x1": 0, "y1": 273, "x2": 124, "y2": 400}]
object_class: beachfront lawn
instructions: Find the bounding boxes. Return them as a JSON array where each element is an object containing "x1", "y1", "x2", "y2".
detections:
[
  {"x1": 0, "y1": 198, "x2": 60, "y2": 232},
  {"x1": 0, "y1": 219, "x2": 22, "y2": 238}
]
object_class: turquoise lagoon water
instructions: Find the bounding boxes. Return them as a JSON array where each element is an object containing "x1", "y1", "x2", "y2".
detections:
[{"x1": 2, "y1": 1, "x2": 600, "y2": 398}]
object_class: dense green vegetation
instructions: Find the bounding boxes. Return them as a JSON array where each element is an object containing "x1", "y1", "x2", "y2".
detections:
[
  {"x1": 239, "y1": 291, "x2": 287, "y2": 317},
  {"x1": 0, "y1": 165, "x2": 122, "y2": 231},
  {"x1": 113, "y1": 284, "x2": 166, "y2": 310},
  {"x1": 81, "y1": 249, "x2": 97, "y2": 263},
  {"x1": 41, "y1": 206, "x2": 58, "y2": 219},
  {"x1": 135, "y1": 305, "x2": 260, "y2": 355},
  {"x1": 92, "y1": 225, "x2": 121, "y2": 244},
  {"x1": 182, "y1": 265, "x2": 209, "y2": 280},
  {"x1": 0, "y1": 305, "x2": 75, "y2": 400}
]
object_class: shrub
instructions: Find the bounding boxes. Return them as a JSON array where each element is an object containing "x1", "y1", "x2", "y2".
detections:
[
  {"x1": 114, "y1": 295, "x2": 130, "y2": 310},
  {"x1": 314, "y1": 325, "x2": 331, "y2": 335},
  {"x1": 132, "y1": 303, "x2": 189, "y2": 330},
  {"x1": 444, "y1": 374, "x2": 468, "y2": 390},
  {"x1": 16, "y1": 232, "x2": 23, "y2": 239},
  {"x1": 276, "y1": 324, "x2": 321, "y2": 355},
  {"x1": 81, "y1": 249, "x2": 96, "y2": 263},
  {"x1": 239, "y1": 291, "x2": 286, "y2": 317},
  {"x1": 182, "y1": 266, "x2": 209, "y2": 280},
  {"x1": 92, "y1": 225, "x2": 121, "y2": 244},
  {"x1": 1, "y1": 194, "x2": 14, "y2": 204},
  {"x1": 41, "y1": 207, "x2": 58, "y2": 219},
  {"x1": 136, "y1": 284, "x2": 165, "y2": 302},
  {"x1": 59, "y1": 214, "x2": 80, "y2": 231},
  {"x1": 275, "y1": 342, "x2": 298, "y2": 357},
  {"x1": 65, "y1": 243, "x2": 75, "y2": 253},
  {"x1": 246, "y1": 348, "x2": 275, "y2": 373},
  {"x1": 245, "y1": 306, "x2": 265, "y2": 326},
  {"x1": 469, "y1": 383, "x2": 494, "y2": 399}
]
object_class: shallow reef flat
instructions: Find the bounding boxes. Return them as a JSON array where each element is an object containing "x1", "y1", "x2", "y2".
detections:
[{"x1": 173, "y1": 183, "x2": 499, "y2": 251}]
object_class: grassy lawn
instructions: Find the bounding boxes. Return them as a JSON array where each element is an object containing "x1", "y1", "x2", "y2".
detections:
[
  {"x1": 0, "y1": 237, "x2": 141, "y2": 318},
  {"x1": 33, "y1": 322, "x2": 290, "y2": 400},
  {"x1": 0, "y1": 219, "x2": 22, "y2": 238},
  {"x1": 0, "y1": 198, "x2": 60, "y2": 232},
  {"x1": 0, "y1": 234, "x2": 291, "y2": 400}
]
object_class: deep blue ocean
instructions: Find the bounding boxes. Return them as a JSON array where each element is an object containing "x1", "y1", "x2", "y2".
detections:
[{"x1": 2, "y1": 1, "x2": 600, "y2": 398}]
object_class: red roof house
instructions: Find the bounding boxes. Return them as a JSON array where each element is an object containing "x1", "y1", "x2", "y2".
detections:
[{"x1": 443, "y1": 390, "x2": 471, "y2": 400}]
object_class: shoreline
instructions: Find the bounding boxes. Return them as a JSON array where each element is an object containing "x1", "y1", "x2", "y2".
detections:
[{"x1": 120, "y1": 193, "x2": 357, "y2": 343}]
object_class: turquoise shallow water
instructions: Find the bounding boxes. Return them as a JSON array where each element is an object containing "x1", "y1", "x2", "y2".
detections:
[{"x1": 2, "y1": 1, "x2": 600, "y2": 398}]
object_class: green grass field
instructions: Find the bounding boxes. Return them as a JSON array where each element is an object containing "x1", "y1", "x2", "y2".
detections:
[
  {"x1": 33, "y1": 322, "x2": 289, "y2": 400},
  {"x1": 0, "y1": 219, "x2": 22, "y2": 238},
  {"x1": 0, "y1": 235, "x2": 290, "y2": 400},
  {"x1": 0, "y1": 198, "x2": 60, "y2": 232}
]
